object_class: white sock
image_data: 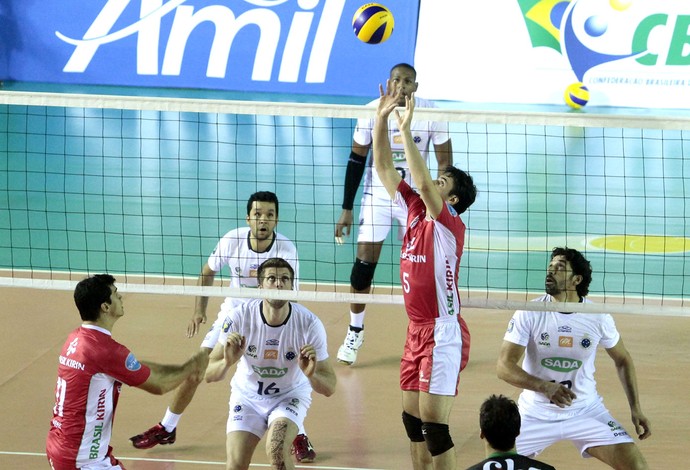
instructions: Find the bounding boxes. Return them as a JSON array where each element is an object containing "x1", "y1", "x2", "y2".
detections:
[
  {"x1": 349, "y1": 310, "x2": 365, "y2": 329},
  {"x1": 161, "y1": 408, "x2": 182, "y2": 432}
]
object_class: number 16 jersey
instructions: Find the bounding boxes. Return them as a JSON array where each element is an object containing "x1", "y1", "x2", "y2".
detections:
[{"x1": 219, "y1": 299, "x2": 328, "y2": 399}]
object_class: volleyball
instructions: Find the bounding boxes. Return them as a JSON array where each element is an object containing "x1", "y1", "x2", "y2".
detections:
[
  {"x1": 352, "y1": 3, "x2": 394, "y2": 44},
  {"x1": 564, "y1": 82, "x2": 589, "y2": 109}
]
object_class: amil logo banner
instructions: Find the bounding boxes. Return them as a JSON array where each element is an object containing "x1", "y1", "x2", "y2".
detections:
[{"x1": 0, "y1": 0, "x2": 417, "y2": 97}]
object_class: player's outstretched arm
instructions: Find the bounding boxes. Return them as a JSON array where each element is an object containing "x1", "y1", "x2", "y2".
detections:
[
  {"x1": 606, "y1": 338, "x2": 652, "y2": 440},
  {"x1": 299, "y1": 344, "x2": 336, "y2": 397},
  {"x1": 373, "y1": 81, "x2": 403, "y2": 200},
  {"x1": 138, "y1": 351, "x2": 209, "y2": 395},
  {"x1": 187, "y1": 263, "x2": 217, "y2": 338},
  {"x1": 205, "y1": 332, "x2": 246, "y2": 382},
  {"x1": 397, "y1": 93, "x2": 444, "y2": 218}
]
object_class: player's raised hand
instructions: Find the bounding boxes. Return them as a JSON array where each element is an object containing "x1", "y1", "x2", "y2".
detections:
[
  {"x1": 224, "y1": 332, "x2": 246, "y2": 364},
  {"x1": 377, "y1": 80, "x2": 402, "y2": 119},
  {"x1": 298, "y1": 344, "x2": 317, "y2": 377},
  {"x1": 395, "y1": 93, "x2": 415, "y2": 133}
]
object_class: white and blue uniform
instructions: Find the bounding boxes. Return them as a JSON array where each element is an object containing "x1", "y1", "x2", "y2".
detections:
[
  {"x1": 504, "y1": 295, "x2": 635, "y2": 458},
  {"x1": 219, "y1": 299, "x2": 329, "y2": 437},
  {"x1": 201, "y1": 227, "x2": 299, "y2": 349}
]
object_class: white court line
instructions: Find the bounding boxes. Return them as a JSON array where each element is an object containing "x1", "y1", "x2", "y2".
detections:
[{"x1": 0, "y1": 451, "x2": 388, "y2": 470}]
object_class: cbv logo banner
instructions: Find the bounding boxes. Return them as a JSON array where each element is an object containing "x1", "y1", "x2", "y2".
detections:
[
  {"x1": 0, "y1": 0, "x2": 417, "y2": 97},
  {"x1": 415, "y1": 0, "x2": 690, "y2": 109}
]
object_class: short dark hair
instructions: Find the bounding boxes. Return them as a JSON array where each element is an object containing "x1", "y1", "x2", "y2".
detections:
[
  {"x1": 73, "y1": 274, "x2": 116, "y2": 321},
  {"x1": 390, "y1": 63, "x2": 416, "y2": 79},
  {"x1": 257, "y1": 257, "x2": 294, "y2": 283},
  {"x1": 246, "y1": 191, "x2": 279, "y2": 216},
  {"x1": 551, "y1": 247, "x2": 592, "y2": 297},
  {"x1": 479, "y1": 394, "x2": 521, "y2": 452},
  {"x1": 444, "y1": 166, "x2": 476, "y2": 214}
]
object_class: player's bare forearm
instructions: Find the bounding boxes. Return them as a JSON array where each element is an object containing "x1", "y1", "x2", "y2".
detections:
[
  {"x1": 400, "y1": 102, "x2": 443, "y2": 216},
  {"x1": 373, "y1": 82, "x2": 402, "y2": 199},
  {"x1": 498, "y1": 361, "x2": 575, "y2": 407},
  {"x1": 204, "y1": 356, "x2": 230, "y2": 383},
  {"x1": 402, "y1": 129, "x2": 434, "y2": 193},
  {"x1": 614, "y1": 353, "x2": 648, "y2": 432},
  {"x1": 139, "y1": 352, "x2": 209, "y2": 395},
  {"x1": 205, "y1": 336, "x2": 243, "y2": 382},
  {"x1": 188, "y1": 265, "x2": 217, "y2": 336},
  {"x1": 434, "y1": 140, "x2": 453, "y2": 176},
  {"x1": 308, "y1": 360, "x2": 337, "y2": 397},
  {"x1": 607, "y1": 339, "x2": 646, "y2": 418},
  {"x1": 498, "y1": 340, "x2": 576, "y2": 407}
]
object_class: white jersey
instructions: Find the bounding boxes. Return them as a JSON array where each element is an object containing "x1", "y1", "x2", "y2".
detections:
[
  {"x1": 207, "y1": 227, "x2": 299, "y2": 311},
  {"x1": 503, "y1": 295, "x2": 620, "y2": 420},
  {"x1": 354, "y1": 96, "x2": 450, "y2": 201},
  {"x1": 220, "y1": 299, "x2": 329, "y2": 399}
]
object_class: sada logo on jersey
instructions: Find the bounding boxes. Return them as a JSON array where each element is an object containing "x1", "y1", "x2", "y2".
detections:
[
  {"x1": 252, "y1": 365, "x2": 287, "y2": 378},
  {"x1": 541, "y1": 356, "x2": 582, "y2": 372},
  {"x1": 55, "y1": 0, "x2": 345, "y2": 84}
]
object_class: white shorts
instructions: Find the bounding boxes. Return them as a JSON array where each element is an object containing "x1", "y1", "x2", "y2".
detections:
[
  {"x1": 517, "y1": 400, "x2": 635, "y2": 458},
  {"x1": 357, "y1": 193, "x2": 407, "y2": 243},
  {"x1": 226, "y1": 387, "x2": 312, "y2": 438}
]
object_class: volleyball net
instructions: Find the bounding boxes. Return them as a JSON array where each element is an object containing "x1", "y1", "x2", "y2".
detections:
[{"x1": 1, "y1": 90, "x2": 688, "y2": 316}]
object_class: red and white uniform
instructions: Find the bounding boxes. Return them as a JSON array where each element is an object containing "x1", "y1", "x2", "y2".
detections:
[
  {"x1": 395, "y1": 181, "x2": 470, "y2": 395},
  {"x1": 46, "y1": 325, "x2": 150, "y2": 470}
]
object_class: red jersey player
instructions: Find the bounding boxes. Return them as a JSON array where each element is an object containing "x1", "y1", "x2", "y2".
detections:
[
  {"x1": 46, "y1": 274, "x2": 207, "y2": 469},
  {"x1": 372, "y1": 82, "x2": 476, "y2": 470}
]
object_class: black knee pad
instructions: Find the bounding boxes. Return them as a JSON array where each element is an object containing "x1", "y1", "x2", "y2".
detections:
[
  {"x1": 422, "y1": 422, "x2": 454, "y2": 457},
  {"x1": 350, "y1": 258, "x2": 377, "y2": 291},
  {"x1": 402, "y1": 412, "x2": 425, "y2": 442}
]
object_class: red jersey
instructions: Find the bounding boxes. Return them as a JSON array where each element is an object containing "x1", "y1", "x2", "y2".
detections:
[
  {"x1": 46, "y1": 325, "x2": 150, "y2": 469},
  {"x1": 395, "y1": 180, "x2": 466, "y2": 323}
]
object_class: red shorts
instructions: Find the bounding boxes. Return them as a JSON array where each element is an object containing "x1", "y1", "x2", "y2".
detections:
[{"x1": 400, "y1": 316, "x2": 470, "y2": 395}]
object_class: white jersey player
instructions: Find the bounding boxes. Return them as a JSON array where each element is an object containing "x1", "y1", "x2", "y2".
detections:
[
  {"x1": 334, "y1": 63, "x2": 454, "y2": 366},
  {"x1": 498, "y1": 247, "x2": 652, "y2": 469},
  {"x1": 504, "y1": 294, "x2": 618, "y2": 419},
  {"x1": 206, "y1": 258, "x2": 336, "y2": 470},
  {"x1": 201, "y1": 225, "x2": 299, "y2": 350},
  {"x1": 131, "y1": 192, "x2": 314, "y2": 464}
]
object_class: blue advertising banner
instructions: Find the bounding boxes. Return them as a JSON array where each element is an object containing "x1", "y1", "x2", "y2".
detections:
[{"x1": 0, "y1": 0, "x2": 417, "y2": 97}]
